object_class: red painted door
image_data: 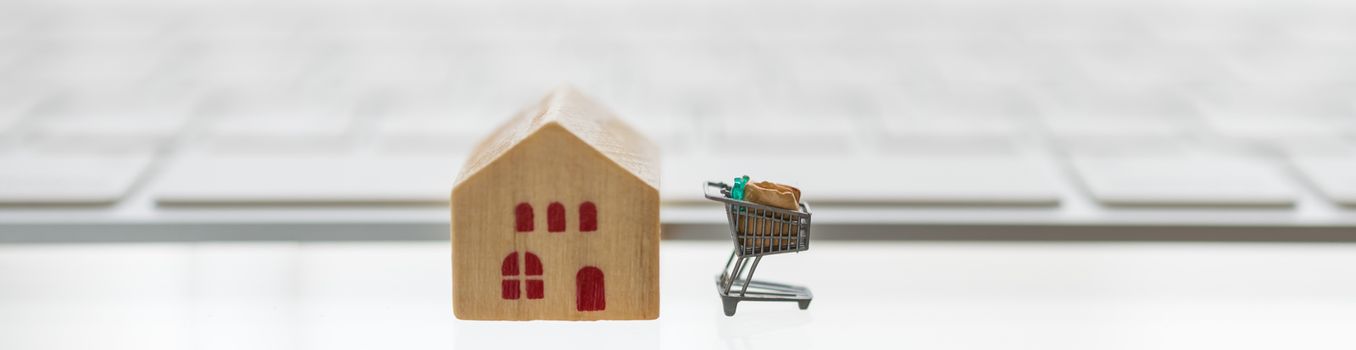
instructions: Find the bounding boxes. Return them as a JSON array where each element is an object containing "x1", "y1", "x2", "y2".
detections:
[{"x1": 575, "y1": 266, "x2": 605, "y2": 311}]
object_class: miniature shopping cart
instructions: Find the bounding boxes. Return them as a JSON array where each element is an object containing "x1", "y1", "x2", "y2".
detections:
[{"x1": 704, "y1": 181, "x2": 813, "y2": 316}]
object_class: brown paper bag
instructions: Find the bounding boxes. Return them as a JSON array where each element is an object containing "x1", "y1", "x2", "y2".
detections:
[
  {"x1": 744, "y1": 181, "x2": 801, "y2": 210},
  {"x1": 736, "y1": 181, "x2": 803, "y2": 249}
]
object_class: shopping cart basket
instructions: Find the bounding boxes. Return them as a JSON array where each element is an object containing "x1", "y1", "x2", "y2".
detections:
[{"x1": 704, "y1": 181, "x2": 813, "y2": 316}]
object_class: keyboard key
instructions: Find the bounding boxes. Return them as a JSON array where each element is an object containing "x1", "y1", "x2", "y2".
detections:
[
  {"x1": 199, "y1": 123, "x2": 355, "y2": 154},
  {"x1": 921, "y1": 49, "x2": 1052, "y2": 85},
  {"x1": 175, "y1": 49, "x2": 312, "y2": 89},
  {"x1": 1068, "y1": 45, "x2": 1229, "y2": 86},
  {"x1": 1053, "y1": 134, "x2": 1194, "y2": 157},
  {"x1": 0, "y1": 86, "x2": 40, "y2": 135},
  {"x1": 1071, "y1": 155, "x2": 1297, "y2": 207},
  {"x1": 1194, "y1": 87, "x2": 1354, "y2": 144},
  {"x1": 881, "y1": 116, "x2": 1020, "y2": 139},
  {"x1": 195, "y1": 96, "x2": 357, "y2": 154},
  {"x1": 708, "y1": 84, "x2": 873, "y2": 155},
  {"x1": 873, "y1": 116, "x2": 1019, "y2": 155},
  {"x1": 1227, "y1": 48, "x2": 1356, "y2": 84},
  {"x1": 1291, "y1": 156, "x2": 1356, "y2": 206},
  {"x1": 374, "y1": 116, "x2": 500, "y2": 156},
  {"x1": 24, "y1": 92, "x2": 195, "y2": 154},
  {"x1": 715, "y1": 119, "x2": 853, "y2": 154},
  {"x1": 663, "y1": 155, "x2": 1061, "y2": 206},
  {"x1": 1037, "y1": 89, "x2": 1197, "y2": 138},
  {"x1": 714, "y1": 116, "x2": 855, "y2": 155},
  {"x1": 0, "y1": 153, "x2": 152, "y2": 204},
  {"x1": 1034, "y1": 87, "x2": 1203, "y2": 156},
  {"x1": 325, "y1": 49, "x2": 456, "y2": 89},
  {"x1": 15, "y1": 48, "x2": 162, "y2": 86},
  {"x1": 32, "y1": 115, "x2": 185, "y2": 141},
  {"x1": 368, "y1": 90, "x2": 526, "y2": 156},
  {"x1": 373, "y1": 130, "x2": 481, "y2": 157},
  {"x1": 877, "y1": 89, "x2": 1029, "y2": 154},
  {"x1": 1270, "y1": 135, "x2": 1356, "y2": 157},
  {"x1": 877, "y1": 131, "x2": 1022, "y2": 155},
  {"x1": 154, "y1": 156, "x2": 462, "y2": 204},
  {"x1": 1206, "y1": 116, "x2": 1349, "y2": 144}
]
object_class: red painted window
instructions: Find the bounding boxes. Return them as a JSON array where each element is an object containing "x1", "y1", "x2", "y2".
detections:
[
  {"x1": 501, "y1": 279, "x2": 520, "y2": 300},
  {"x1": 524, "y1": 252, "x2": 543, "y2": 299},
  {"x1": 579, "y1": 202, "x2": 597, "y2": 232},
  {"x1": 576, "y1": 266, "x2": 605, "y2": 311},
  {"x1": 501, "y1": 252, "x2": 519, "y2": 276},
  {"x1": 547, "y1": 202, "x2": 566, "y2": 232},
  {"x1": 524, "y1": 252, "x2": 543, "y2": 275},
  {"x1": 515, "y1": 203, "x2": 533, "y2": 232},
  {"x1": 501, "y1": 253, "x2": 520, "y2": 299},
  {"x1": 501, "y1": 251, "x2": 544, "y2": 300}
]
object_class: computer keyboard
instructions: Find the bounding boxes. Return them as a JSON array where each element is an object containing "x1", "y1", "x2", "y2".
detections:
[{"x1": 1, "y1": 0, "x2": 1354, "y2": 239}]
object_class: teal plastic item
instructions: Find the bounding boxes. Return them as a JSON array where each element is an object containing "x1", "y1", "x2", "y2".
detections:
[{"x1": 731, "y1": 175, "x2": 750, "y2": 200}]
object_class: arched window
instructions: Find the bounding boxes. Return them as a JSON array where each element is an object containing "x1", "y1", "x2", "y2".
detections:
[
  {"x1": 547, "y1": 202, "x2": 566, "y2": 232},
  {"x1": 515, "y1": 203, "x2": 533, "y2": 232},
  {"x1": 501, "y1": 251, "x2": 544, "y2": 300},
  {"x1": 579, "y1": 202, "x2": 597, "y2": 232}
]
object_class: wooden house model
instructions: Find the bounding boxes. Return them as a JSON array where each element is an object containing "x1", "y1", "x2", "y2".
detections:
[{"x1": 451, "y1": 86, "x2": 661, "y2": 320}]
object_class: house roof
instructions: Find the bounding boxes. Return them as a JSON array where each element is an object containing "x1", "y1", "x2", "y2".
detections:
[{"x1": 454, "y1": 86, "x2": 660, "y2": 189}]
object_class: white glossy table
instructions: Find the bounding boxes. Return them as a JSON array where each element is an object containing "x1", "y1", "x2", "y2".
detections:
[{"x1": 3, "y1": 241, "x2": 1356, "y2": 350}]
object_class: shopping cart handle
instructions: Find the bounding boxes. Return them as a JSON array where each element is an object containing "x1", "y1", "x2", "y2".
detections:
[
  {"x1": 704, "y1": 181, "x2": 731, "y2": 200},
  {"x1": 704, "y1": 181, "x2": 812, "y2": 214}
]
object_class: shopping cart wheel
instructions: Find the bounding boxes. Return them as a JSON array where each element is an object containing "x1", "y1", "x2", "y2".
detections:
[
  {"x1": 797, "y1": 300, "x2": 811, "y2": 310},
  {"x1": 722, "y1": 298, "x2": 738, "y2": 316}
]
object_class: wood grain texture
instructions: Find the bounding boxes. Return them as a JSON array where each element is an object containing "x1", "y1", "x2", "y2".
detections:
[{"x1": 452, "y1": 86, "x2": 660, "y2": 320}]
